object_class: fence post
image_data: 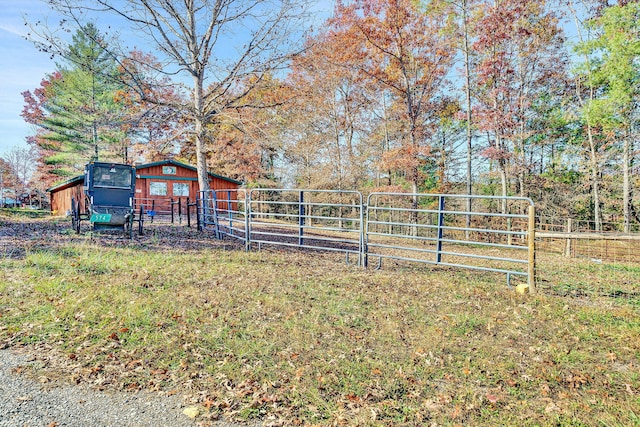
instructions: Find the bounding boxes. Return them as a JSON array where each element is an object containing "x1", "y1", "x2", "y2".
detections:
[
  {"x1": 357, "y1": 194, "x2": 364, "y2": 267},
  {"x1": 245, "y1": 190, "x2": 251, "y2": 252},
  {"x1": 436, "y1": 195, "x2": 445, "y2": 264},
  {"x1": 187, "y1": 197, "x2": 191, "y2": 228},
  {"x1": 196, "y1": 195, "x2": 202, "y2": 231},
  {"x1": 564, "y1": 218, "x2": 573, "y2": 258},
  {"x1": 170, "y1": 198, "x2": 175, "y2": 224},
  {"x1": 528, "y1": 204, "x2": 536, "y2": 294},
  {"x1": 228, "y1": 190, "x2": 233, "y2": 235},
  {"x1": 299, "y1": 190, "x2": 305, "y2": 246}
]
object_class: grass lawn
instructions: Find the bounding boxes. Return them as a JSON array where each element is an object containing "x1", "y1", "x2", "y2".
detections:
[{"x1": 1, "y1": 212, "x2": 639, "y2": 426}]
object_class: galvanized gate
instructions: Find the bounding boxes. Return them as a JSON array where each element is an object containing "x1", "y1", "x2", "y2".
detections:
[
  {"x1": 198, "y1": 189, "x2": 536, "y2": 289},
  {"x1": 364, "y1": 193, "x2": 535, "y2": 289},
  {"x1": 198, "y1": 189, "x2": 364, "y2": 263},
  {"x1": 199, "y1": 188, "x2": 249, "y2": 246},
  {"x1": 248, "y1": 189, "x2": 363, "y2": 264}
]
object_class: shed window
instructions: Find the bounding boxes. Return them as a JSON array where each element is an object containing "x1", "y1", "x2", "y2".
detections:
[
  {"x1": 162, "y1": 166, "x2": 177, "y2": 175},
  {"x1": 173, "y1": 183, "x2": 189, "y2": 197},
  {"x1": 149, "y1": 182, "x2": 167, "y2": 196}
]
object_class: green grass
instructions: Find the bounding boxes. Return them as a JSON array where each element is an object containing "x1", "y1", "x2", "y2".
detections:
[
  {"x1": 1, "y1": 217, "x2": 639, "y2": 426},
  {"x1": 0, "y1": 207, "x2": 50, "y2": 219}
]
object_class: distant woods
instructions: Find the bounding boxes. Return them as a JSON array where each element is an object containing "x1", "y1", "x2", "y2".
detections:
[{"x1": 21, "y1": 0, "x2": 640, "y2": 229}]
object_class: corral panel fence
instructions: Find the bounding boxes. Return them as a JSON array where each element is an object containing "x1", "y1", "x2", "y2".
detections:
[
  {"x1": 198, "y1": 189, "x2": 249, "y2": 245},
  {"x1": 198, "y1": 189, "x2": 536, "y2": 289},
  {"x1": 248, "y1": 189, "x2": 364, "y2": 264},
  {"x1": 365, "y1": 193, "x2": 535, "y2": 288}
]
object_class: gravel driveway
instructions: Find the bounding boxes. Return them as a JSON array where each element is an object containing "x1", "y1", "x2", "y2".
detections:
[{"x1": 0, "y1": 348, "x2": 259, "y2": 427}]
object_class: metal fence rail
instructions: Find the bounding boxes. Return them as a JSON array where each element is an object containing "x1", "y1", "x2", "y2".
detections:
[
  {"x1": 248, "y1": 189, "x2": 363, "y2": 264},
  {"x1": 365, "y1": 193, "x2": 535, "y2": 288},
  {"x1": 198, "y1": 189, "x2": 249, "y2": 245},
  {"x1": 198, "y1": 189, "x2": 536, "y2": 289}
]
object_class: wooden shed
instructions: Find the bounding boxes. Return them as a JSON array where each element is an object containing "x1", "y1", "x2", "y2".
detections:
[
  {"x1": 48, "y1": 160, "x2": 242, "y2": 216},
  {"x1": 47, "y1": 175, "x2": 86, "y2": 216}
]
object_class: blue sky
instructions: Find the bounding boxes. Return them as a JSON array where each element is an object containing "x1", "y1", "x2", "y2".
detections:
[
  {"x1": 0, "y1": 0, "x2": 58, "y2": 157},
  {"x1": 0, "y1": 0, "x2": 580, "y2": 160},
  {"x1": 0, "y1": 0, "x2": 335, "y2": 159}
]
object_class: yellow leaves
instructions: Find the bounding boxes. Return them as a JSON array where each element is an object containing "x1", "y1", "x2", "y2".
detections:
[{"x1": 182, "y1": 406, "x2": 200, "y2": 419}]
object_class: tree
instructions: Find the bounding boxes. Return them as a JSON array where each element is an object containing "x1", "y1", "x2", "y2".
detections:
[
  {"x1": 22, "y1": 23, "x2": 127, "y2": 177},
  {"x1": 30, "y1": 0, "x2": 311, "y2": 194},
  {"x1": 575, "y1": 2, "x2": 640, "y2": 232},
  {"x1": 2, "y1": 147, "x2": 39, "y2": 207},
  {"x1": 116, "y1": 50, "x2": 189, "y2": 163},
  {"x1": 472, "y1": 0, "x2": 567, "y2": 214},
  {"x1": 329, "y1": 0, "x2": 455, "y2": 207},
  {"x1": 283, "y1": 31, "x2": 375, "y2": 190}
]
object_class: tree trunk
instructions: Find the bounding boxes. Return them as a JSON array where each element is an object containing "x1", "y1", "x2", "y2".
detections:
[
  {"x1": 586, "y1": 126, "x2": 602, "y2": 231},
  {"x1": 462, "y1": 0, "x2": 473, "y2": 238},
  {"x1": 623, "y1": 134, "x2": 630, "y2": 233},
  {"x1": 193, "y1": 73, "x2": 211, "y2": 195}
]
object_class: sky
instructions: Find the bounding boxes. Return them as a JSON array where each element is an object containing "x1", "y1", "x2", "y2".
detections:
[
  {"x1": 0, "y1": 0, "x2": 58, "y2": 157},
  {"x1": 0, "y1": 0, "x2": 335, "y2": 160},
  {"x1": 0, "y1": 0, "x2": 581, "y2": 161}
]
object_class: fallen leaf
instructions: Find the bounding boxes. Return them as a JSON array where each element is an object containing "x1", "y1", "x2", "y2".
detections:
[
  {"x1": 183, "y1": 406, "x2": 200, "y2": 419},
  {"x1": 545, "y1": 401, "x2": 559, "y2": 413}
]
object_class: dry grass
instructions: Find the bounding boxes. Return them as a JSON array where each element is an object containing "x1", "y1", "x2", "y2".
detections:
[{"x1": 1, "y1": 212, "x2": 639, "y2": 426}]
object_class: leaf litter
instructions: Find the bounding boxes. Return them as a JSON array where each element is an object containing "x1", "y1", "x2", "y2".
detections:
[{"x1": 0, "y1": 212, "x2": 639, "y2": 426}]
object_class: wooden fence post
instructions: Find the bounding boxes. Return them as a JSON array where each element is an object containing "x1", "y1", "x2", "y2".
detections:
[
  {"x1": 528, "y1": 205, "x2": 536, "y2": 294},
  {"x1": 564, "y1": 218, "x2": 573, "y2": 258}
]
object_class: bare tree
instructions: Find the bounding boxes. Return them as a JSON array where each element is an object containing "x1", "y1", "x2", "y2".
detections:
[
  {"x1": 28, "y1": 0, "x2": 311, "y2": 192},
  {"x1": 3, "y1": 146, "x2": 38, "y2": 206}
]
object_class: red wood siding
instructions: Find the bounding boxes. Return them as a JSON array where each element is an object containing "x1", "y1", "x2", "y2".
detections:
[
  {"x1": 50, "y1": 181, "x2": 86, "y2": 216},
  {"x1": 134, "y1": 164, "x2": 239, "y2": 202},
  {"x1": 50, "y1": 162, "x2": 240, "y2": 215}
]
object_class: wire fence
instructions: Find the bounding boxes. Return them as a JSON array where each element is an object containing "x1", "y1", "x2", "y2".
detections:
[{"x1": 535, "y1": 216, "x2": 640, "y2": 301}]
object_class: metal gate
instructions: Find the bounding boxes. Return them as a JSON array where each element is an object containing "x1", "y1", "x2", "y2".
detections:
[
  {"x1": 198, "y1": 189, "x2": 249, "y2": 246},
  {"x1": 198, "y1": 189, "x2": 536, "y2": 289},
  {"x1": 365, "y1": 193, "x2": 535, "y2": 289},
  {"x1": 248, "y1": 189, "x2": 363, "y2": 264}
]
